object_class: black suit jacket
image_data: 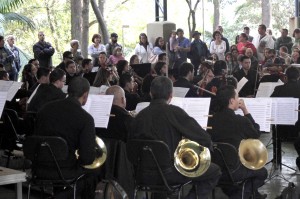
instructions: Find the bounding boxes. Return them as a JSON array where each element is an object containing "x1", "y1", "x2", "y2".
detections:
[
  {"x1": 234, "y1": 69, "x2": 259, "y2": 97},
  {"x1": 27, "y1": 83, "x2": 66, "y2": 112},
  {"x1": 96, "y1": 105, "x2": 133, "y2": 142},
  {"x1": 173, "y1": 77, "x2": 198, "y2": 97}
]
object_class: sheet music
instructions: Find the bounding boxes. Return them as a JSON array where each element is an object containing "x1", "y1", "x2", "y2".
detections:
[
  {"x1": 173, "y1": 87, "x2": 189, "y2": 98},
  {"x1": 82, "y1": 94, "x2": 113, "y2": 128},
  {"x1": 89, "y1": 86, "x2": 100, "y2": 95},
  {"x1": 0, "y1": 80, "x2": 13, "y2": 91},
  {"x1": 6, "y1": 82, "x2": 23, "y2": 101},
  {"x1": 135, "y1": 102, "x2": 150, "y2": 113},
  {"x1": 0, "y1": 92, "x2": 7, "y2": 118},
  {"x1": 170, "y1": 97, "x2": 211, "y2": 127},
  {"x1": 26, "y1": 84, "x2": 40, "y2": 104},
  {"x1": 99, "y1": 85, "x2": 109, "y2": 94},
  {"x1": 237, "y1": 77, "x2": 248, "y2": 93},
  {"x1": 92, "y1": 67, "x2": 99, "y2": 72},
  {"x1": 256, "y1": 82, "x2": 284, "y2": 98},
  {"x1": 270, "y1": 98, "x2": 299, "y2": 125},
  {"x1": 235, "y1": 98, "x2": 272, "y2": 132},
  {"x1": 62, "y1": 85, "x2": 68, "y2": 93}
]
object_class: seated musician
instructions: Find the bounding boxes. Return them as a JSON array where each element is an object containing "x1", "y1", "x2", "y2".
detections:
[
  {"x1": 130, "y1": 76, "x2": 221, "y2": 199},
  {"x1": 96, "y1": 85, "x2": 133, "y2": 142},
  {"x1": 119, "y1": 72, "x2": 140, "y2": 111},
  {"x1": 34, "y1": 77, "x2": 101, "y2": 198},
  {"x1": 27, "y1": 68, "x2": 67, "y2": 112},
  {"x1": 233, "y1": 55, "x2": 259, "y2": 97},
  {"x1": 81, "y1": 58, "x2": 96, "y2": 86},
  {"x1": 65, "y1": 60, "x2": 79, "y2": 85},
  {"x1": 208, "y1": 85, "x2": 267, "y2": 199},
  {"x1": 173, "y1": 62, "x2": 199, "y2": 97},
  {"x1": 270, "y1": 66, "x2": 300, "y2": 169}
]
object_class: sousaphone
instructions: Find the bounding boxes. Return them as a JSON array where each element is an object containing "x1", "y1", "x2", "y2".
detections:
[{"x1": 174, "y1": 139, "x2": 211, "y2": 177}]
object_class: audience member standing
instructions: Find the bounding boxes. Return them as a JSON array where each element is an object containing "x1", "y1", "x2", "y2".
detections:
[
  {"x1": 275, "y1": 29, "x2": 293, "y2": 54},
  {"x1": 33, "y1": 31, "x2": 55, "y2": 68},
  {"x1": 134, "y1": 33, "x2": 153, "y2": 63},
  {"x1": 106, "y1": 33, "x2": 122, "y2": 57},
  {"x1": 210, "y1": 31, "x2": 226, "y2": 61},
  {"x1": 0, "y1": 36, "x2": 15, "y2": 80},
  {"x1": 6, "y1": 35, "x2": 21, "y2": 80}
]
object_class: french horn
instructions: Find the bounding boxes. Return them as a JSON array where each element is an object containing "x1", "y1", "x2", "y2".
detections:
[
  {"x1": 174, "y1": 139, "x2": 211, "y2": 177},
  {"x1": 76, "y1": 136, "x2": 107, "y2": 169},
  {"x1": 238, "y1": 139, "x2": 268, "y2": 170}
]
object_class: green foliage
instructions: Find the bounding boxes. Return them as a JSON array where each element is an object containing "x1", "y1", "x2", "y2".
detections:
[{"x1": 0, "y1": 0, "x2": 23, "y2": 13}]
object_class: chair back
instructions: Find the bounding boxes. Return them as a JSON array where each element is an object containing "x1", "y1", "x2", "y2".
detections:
[
  {"x1": 212, "y1": 142, "x2": 240, "y2": 182},
  {"x1": 23, "y1": 136, "x2": 68, "y2": 162}
]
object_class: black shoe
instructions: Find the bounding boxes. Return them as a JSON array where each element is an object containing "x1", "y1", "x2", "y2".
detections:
[{"x1": 296, "y1": 157, "x2": 300, "y2": 170}]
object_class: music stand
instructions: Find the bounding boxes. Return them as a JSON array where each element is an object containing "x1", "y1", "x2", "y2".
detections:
[{"x1": 130, "y1": 63, "x2": 152, "y2": 78}]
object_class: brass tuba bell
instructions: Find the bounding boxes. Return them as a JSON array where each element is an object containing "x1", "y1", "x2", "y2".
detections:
[
  {"x1": 76, "y1": 136, "x2": 107, "y2": 169},
  {"x1": 174, "y1": 139, "x2": 211, "y2": 177},
  {"x1": 238, "y1": 139, "x2": 268, "y2": 170}
]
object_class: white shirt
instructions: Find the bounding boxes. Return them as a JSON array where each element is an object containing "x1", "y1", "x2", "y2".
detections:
[
  {"x1": 88, "y1": 44, "x2": 106, "y2": 59},
  {"x1": 209, "y1": 40, "x2": 226, "y2": 60},
  {"x1": 252, "y1": 34, "x2": 275, "y2": 61},
  {"x1": 134, "y1": 43, "x2": 153, "y2": 63}
]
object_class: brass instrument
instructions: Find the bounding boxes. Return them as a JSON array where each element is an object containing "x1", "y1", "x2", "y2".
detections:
[
  {"x1": 174, "y1": 139, "x2": 211, "y2": 177},
  {"x1": 76, "y1": 136, "x2": 107, "y2": 169},
  {"x1": 238, "y1": 139, "x2": 268, "y2": 170}
]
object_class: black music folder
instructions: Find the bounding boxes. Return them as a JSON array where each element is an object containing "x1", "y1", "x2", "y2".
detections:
[{"x1": 131, "y1": 63, "x2": 151, "y2": 78}]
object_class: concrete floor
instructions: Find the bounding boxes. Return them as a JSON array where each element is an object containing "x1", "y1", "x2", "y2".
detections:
[{"x1": 0, "y1": 131, "x2": 299, "y2": 199}]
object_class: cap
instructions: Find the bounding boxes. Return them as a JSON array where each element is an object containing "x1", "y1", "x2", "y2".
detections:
[
  {"x1": 111, "y1": 33, "x2": 118, "y2": 38},
  {"x1": 176, "y1": 28, "x2": 184, "y2": 34},
  {"x1": 192, "y1": 31, "x2": 201, "y2": 37}
]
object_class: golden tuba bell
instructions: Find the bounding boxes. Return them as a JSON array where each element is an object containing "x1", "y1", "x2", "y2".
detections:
[
  {"x1": 238, "y1": 139, "x2": 268, "y2": 170},
  {"x1": 174, "y1": 139, "x2": 211, "y2": 177},
  {"x1": 76, "y1": 136, "x2": 107, "y2": 169}
]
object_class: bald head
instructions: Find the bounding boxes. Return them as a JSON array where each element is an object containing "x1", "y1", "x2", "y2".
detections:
[{"x1": 105, "y1": 85, "x2": 126, "y2": 108}]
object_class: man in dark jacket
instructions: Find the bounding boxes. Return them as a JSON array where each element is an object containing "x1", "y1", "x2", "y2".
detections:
[{"x1": 33, "y1": 31, "x2": 55, "y2": 68}]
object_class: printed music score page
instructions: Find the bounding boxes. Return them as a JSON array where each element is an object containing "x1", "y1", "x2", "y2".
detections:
[
  {"x1": 6, "y1": 82, "x2": 23, "y2": 101},
  {"x1": 170, "y1": 97, "x2": 211, "y2": 127},
  {"x1": 0, "y1": 80, "x2": 22, "y2": 101},
  {"x1": 82, "y1": 94, "x2": 113, "y2": 128},
  {"x1": 271, "y1": 98, "x2": 299, "y2": 125},
  {"x1": 135, "y1": 102, "x2": 150, "y2": 114},
  {"x1": 235, "y1": 98, "x2": 272, "y2": 132},
  {"x1": 256, "y1": 81, "x2": 284, "y2": 98},
  {"x1": 173, "y1": 87, "x2": 189, "y2": 98},
  {"x1": 0, "y1": 92, "x2": 7, "y2": 118},
  {"x1": 237, "y1": 77, "x2": 248, "y2": 93}
]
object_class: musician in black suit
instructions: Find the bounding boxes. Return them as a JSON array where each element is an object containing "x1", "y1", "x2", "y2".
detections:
[
  {"x1": 96, "y1": 85, "x2": 133, "y2": 142},
  {"x1": 119, "y1": 72, "x2": 140, "y2": 111},
  {"x1": 233, "y1": 55, "x2": 259, "y2": 97},
  {"x1": 173, "y1": 62, "x2": 199, "y2": 97},
  {"x1": 27, "y1": 68, "x2": 66, "y2": 112},
  {"x1": 208, "y1": 85, "x2": 267, "y2": 199},
  {"x1": 34, "y1": 77, "x2": 100, "y2": 198},
  {"x1": 130, "y1": 76, "x2": 221, "y2": 199},
  {"x1": 270, "y1": 66, "x2": 300, "y2": 170}
]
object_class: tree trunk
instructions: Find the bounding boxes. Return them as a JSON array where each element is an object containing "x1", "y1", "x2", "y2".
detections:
[
  {"x1": 186, "y1": 0, "x2": 200, "y2": 40},
  {"x1": 82, "y1": 0, "x2": 89, "y2": 58},
  {"x1": 90, "y1": 0, "x2": 109, "y2": 44},
  {"x1": 98, "y1": 0, "x2": 105, "y2": 35},
  {"x1": 261, "y1": 0, "x2": 271, "y2": 27},
  {"x1": 213, "y1": 0, "x2": 220, "y2": 32},
  {"x1": 71, "y1": 0, "x2": 82, "y2": 41}
]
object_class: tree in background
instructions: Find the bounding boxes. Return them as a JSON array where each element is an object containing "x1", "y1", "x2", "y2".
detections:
[
  {"x1": 186, "y1": 0, "x2": 200, "y2": 40},
  {"x1": 0, "y1": 0, "x2": 35, "y2": 34}
]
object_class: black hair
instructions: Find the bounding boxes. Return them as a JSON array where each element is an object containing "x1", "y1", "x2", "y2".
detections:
[
  {"x1": 154, "y1": 62, "x2": 166, "y2": 76},
  {"x1": 150, "y1": 76, "x2": 173, "y2": 100},
  {"x1": 240, "y1": 33, "x2": 249, "y2": 41},
  {"x1": 36, "y1": 67, "x2": 50, "y2": 80},
  {"x1": 129, "y1": 55, "x2": 139, "y2": 65},
  {"x1": 259, "y1": 24, "x2": 267, "y2": 31},
  {"x1": 116, "y1": 60, "x2": 129, "y2": 77},
  {"x1": 65, "y1": 60, "x2": 75, "y2": 68},
  {"x1": 213, "y1": 60, "x2": 227, "y2": 76},
  {"x1": 119, "y1": 72, "x2": 132, "y2": 88},
  {"x1": 244, "y1": 27, "x2": 250, "y2": 31},
  {"x1": 49, "y1": 68, "x2": 65, "y2": 83},
  {"x1": 178, "y1": 62, "x2": 194, "y2": 77},
  {"x1": 68, "y1": 77, "x2": 90, "y2": 98},
  {"x1": 286, "y1": 66, "x2": 300, "y2": 81},
  {"x1": 158, "y1": 53, "x2": 166, "y2": 61},
  {"x1": 93, "y1": 68, "x2": 110, "y2": 87},
  {"x1": 63, "y1": 51, "x2": 73, "y2": 59},
  {"x1": 0, "y1": 70, "x2": 8, "y2": 80},
  {"x1": 28, "y1": 59, "x2": 37, "y2": 64},
  {"x1": 92, "y1": 33, "x2": 101, "y2": 43},
  {"x1": 154, "y1": 37, "x2": 166, "y2": 50},
  {"x1": 141, "y1": 74, "x2": 155, "y2": 94},
  {"x1": 139, "y1": 33, "x2": 149, "y2": 45},
  {"x1": 240, "y1": 55, "x2": 251, "y2": 63},
  {"x1": 212, "y1": 31, "x2": 222, "y2": 39},
  {"x1": 82, "y1": 58, "x2": 92, "y2": 68},
  {"x1": 215, "y1": 85, "x2": 236, "y2": 111}
]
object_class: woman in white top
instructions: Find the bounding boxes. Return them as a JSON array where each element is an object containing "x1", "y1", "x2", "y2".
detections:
[
  {"x1": 134, "y1": 33, "x2": 153, "y2": 63},
  {"x1": 210, "y1": 31, "x2": 226, "y2": 60},
  {"x1": 88, "y1": 33, "x2": 106, "y2": 64}
]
